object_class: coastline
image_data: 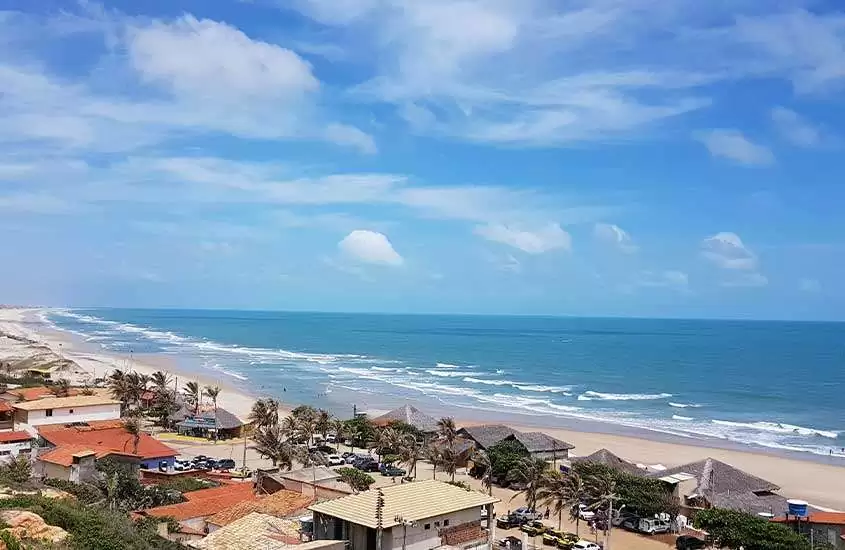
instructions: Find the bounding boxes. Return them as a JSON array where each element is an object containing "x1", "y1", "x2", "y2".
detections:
[{"x1": 4, "y1": 307, "x2": 845, "y2": 510}]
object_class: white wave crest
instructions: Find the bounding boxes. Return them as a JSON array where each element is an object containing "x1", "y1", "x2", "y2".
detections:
[
  {"x1": 578, "y1": 391, "x2": 672, "y2": 401},
  {"x1": 669, "y1": 402, "x2": 701, "y2": 408},
  {"x1": 672, "y1": 415, "x2": 694, "y2": 421},
  {"x1": 712, "y1": 420, "x2": 839, "y2": 439},
  {"x1": 434, "y1": 362, "x2": 472, "y2": 369},
  {"x1": 427, "y1": 370, "x2": 477, "y2": 377}
]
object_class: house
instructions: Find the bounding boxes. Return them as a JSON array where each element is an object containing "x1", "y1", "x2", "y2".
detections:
[
  {"x1": 13, "y1": 395, "x2": 121, "y2": 427},
  {"x1": 371, "y1": 405, "x2": 440, "y2": 434},
  {"x1": 206, "y1": 489, "x2": 314, "y2": 532},
  {"x1": 38, "y1": 420, "x2": 178, "y2": 470},
  {"x1": 0, "y1": 431, "x2": 33, "y2": 461},
  {"x1": 260, "y1": 467, "x2": 353, "y2": 500},
  {"x1": 192, "y1": 512, "x2": 346, "y2": 550},
  {"x1": 2, "y1": 386, "x2": 80, "y2": 403},
  {"x1": 457, "y1": 424, "x2": 574, "y2": 460},
  {"x1": 36, "y1": 445, "x2": 136, "y2": 483},
  {"x1": 139, "y1": 482, "x2": 259, "y2": 541},
  {"x1": 0, "y1": 400, "x2": 15, "y2": 430},
  {"x1": 651, "y1": 458, "x2": 786, "y2": 516},
  {"x1": 772, "y1": 511, "x2": 845, "y2": 549},
  {"x1": 571, "y1": 448, "x2": 645, "y2": 476},
  {"x1": 310, "y1": 479, "x2": 499, "y2": 550},
  {"x1": 176, "y1": 407, "x2": 246, "y2": 439}
]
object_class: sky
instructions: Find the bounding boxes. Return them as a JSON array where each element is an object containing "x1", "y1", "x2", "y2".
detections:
[{"x1": 1, "y1": 0, "x2": 844, "y2": 320}]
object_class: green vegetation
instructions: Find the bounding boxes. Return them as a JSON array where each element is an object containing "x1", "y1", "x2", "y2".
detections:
[
  {"x1": 570, "y1": 462, "x2": 673, "y2": 518},
  {"x1": 445, "y1": 480, "x2": 472, "y2": 491},
  {"x1": 336, "y1": 467, "x2": 375, "y2": 492},
  {"x1": 342, "y1": 415, "x2": 376, "y2": 450},
  {"x1": 158, "y1": 477, "x2": 217, "y2": 494},
  {"x1": 0, "y1": 455, "x2": 33, "y2": 484},
  {"x1": 95, "y1": 459, "x2": 182, "y2": 511},
  {"x1": 694, "y1": 508, "x2": 811, "y2": 550},
  {"x1": 43, "y1": 479, "x2": 104, "y2": 505},
  {"x1": 487, "y1": 439, "x2": 529, "y2": 479}
]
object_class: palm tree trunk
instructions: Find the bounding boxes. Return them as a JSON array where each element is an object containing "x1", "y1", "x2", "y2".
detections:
[
  {"x1": 558, "y1": 510, "x2": 562, "y2": 531},
  {"x1": 607, "y1": 499, "x2": 613, "y2": 550},
  {"x1": 575, "y1": 517, "x2": 580, "y2": 537}
]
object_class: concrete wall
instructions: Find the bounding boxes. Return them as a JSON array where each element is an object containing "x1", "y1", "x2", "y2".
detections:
[
  {"x1": 17, "y1": 403, "x2": 121, "y2": 426},
  {"x1": 0, "y1": 440, "x2": 32, "y2": 462},
  {"x1": 41, "y1": 461, "x2": 71, "y2": 481},
  {"x1": 391, "y1": 508, "x2": 480, "y2": 550}
]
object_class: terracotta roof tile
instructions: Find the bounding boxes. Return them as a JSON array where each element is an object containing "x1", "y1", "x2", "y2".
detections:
[
  {"x1": 39, "y1": 425, "x2": 176, "y2": 460},
  {"x1": 773, "y1": 511, "x2": 845, "y2": 526},
  {"x1": 0, "y1": 431, "x2": 32, "y2": 443},
  {"x1": 8, "y1": 387, "x2": 80, "y2": 401},
  {"x1": 38, "y1": 444, "x2": 135, "y2": 467},
  {"x1": 0, "y1": 401, "x2": 13, "y2": 413},
  {"x1": 207, "y1": 490, "x2": 314, "y2": 527},
  {"x1": 13, "y1": 395, "x2": 119, "y2": 411},
  {"x1": 142, "y1": 484, "x2": 258, "y2": 521}
]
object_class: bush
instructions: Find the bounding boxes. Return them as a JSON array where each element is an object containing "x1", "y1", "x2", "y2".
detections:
[
  {"x1": 0, "y1": 455, "x2": 32, "y2": 484},
  {"x1": 694, "y1": 508, "x2": 810, "y2": 550},
  {"x1": 446, "y1": 480, "x2": 472, "y2": 491},
  {"x1": 158, "y1": 477, "x2": 217, "y2": 494},
  {"x1": 488, "y1": 439, "x2": 529, "y2": 479},
  {"x1": 571, "y1": 462, "x2": 671, "y2": 518},
  {"x1": 336, "y1": 467, "x2": 375, "y2": 492},
  {"x1": 43, "y1": 478, "x2": 104, "y2": 505}
]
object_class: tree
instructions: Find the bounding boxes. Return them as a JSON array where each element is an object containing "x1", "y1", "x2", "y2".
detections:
[
  {"x1": 507, "y1": 456, "x2": 549, "y2": 512},
  {"x1": 424, "y1": 444, "x2": 442, "y2": 480},
  {"x1": 437, "y1": 417, "x2": 457, "y2": 452},
  {"x1": 150, "y1": 389, "x2": 180, "y2": 428},
  {"x1": 536, "y1": 471, "x2": 569, "y2": 530},
  {"x1": 586, "y1": 470, "x2": 620, "y2": 549},
  {"x1": 49, "y1": 378, "x2": 72, "y2": 397},
  {"x1": 440, "y1": 447, "x2": 458, "y2": 482},
  {"x1": 343, "y1": 415, "x2": 375, "y2": 451},
  {"x1": 336, "y1": 467, "x2": 375, "y2": 492},
  {"x1": 123, "y1": 416, "x2": 142, "y2": 455},
  {"x1": 125, "y1": 372, "x2": 149, "y2": 409},
  {"x1": 290, "y1": 405, "x2": 318, "y2": 445},
  {"x1": 487, "y1": 439, "x2": 529, "y2": 479},
  {"x1": 150, "y1": 371, "x2": 171, "y2": 394},
  {"x1": 0, "y1": 454, "x2": 31, "y2": 484},
  {"x1": 252, "y1": 426, "x2": 298, "y2": 470},
  {"x1": 472, "y1": 450, "x2": 493, "y2": 495},
  {"x1": 183, "y1": 381, "x2": 201, "y2": 414},
  {"x1": 315, "y1": 409, "x2": 332, "y2": 438},
  {"x1": 249, "y1": 398, "x2": 280, "y2": 430},
  {"x1": 204, "y1": 385, "x2": 221, "y2": 440},
  {"x1": 377, "y1": 427, "x2": 401, "y2": 455},
  {"x1": 396, "y1": 434, "x2": 420, "y2": 479},
  {"x1": 694, "y1": 508, "x2": 811, "y2": 550},
  {"x1": 108, "y1": 369, "x2": 132, "y2": 413}
]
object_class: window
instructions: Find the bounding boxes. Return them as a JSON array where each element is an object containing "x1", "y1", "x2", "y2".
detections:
[
  {"x1": 19, "y1": 448, "x2": 30, "y2": 453},
  {"x1": 434, "y1": 521, "x2": 440, "y2": 528},
  {"x1": 424, "y1": 524, "x2": 430, "y2": 530},
  {"x1": 0, "y1": 451, "x2": 9, "y2": 456},
  {"x1": 69, "y1": 409, "x2": 74, "y2": 414},
  {"x1": 45, "y1": 409, "x2": 53, "y2": 417},
  {"x1": 443, "y1": 519, "x2": 450, "y2": 527}
]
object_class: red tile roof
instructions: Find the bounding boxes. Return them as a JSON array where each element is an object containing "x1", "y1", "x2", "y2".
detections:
[
  {"x1": 0, "y1": 401, "x2": 13, "y2": 413},
  {"x1": 8, "y1": 387, "x2": 79, "y2": 401},
  {"x1": 774, "y1": 511, "x2": 845, "y2": 526},
  {"x1": 38, "y1": 444, "x2": 136, "y2": 467},
  {"x1": 38, "y1": 424, "x2": 177, "y2": 460},
  {"x1": 207, "y1": 489, "x2": 314, "y2": 526},
  {"x1": 0, "y1": 431, "x2": 33, "y2": 443},
  {"x1": 142, "y1": 483, "x2": 258, "y2": 521}
]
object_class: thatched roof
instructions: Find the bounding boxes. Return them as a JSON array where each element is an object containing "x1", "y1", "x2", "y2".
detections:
[
  {"x1": 371, "y1": 404, "x2": 439, "y2": 432},
  {"x1": 652, "y1": 458, "x2": 780, "y2": 496},
  {"x1": 709, "y1": 491, "x2": 788, "y2": 515},
  {"x1": 457, "y1": 425, "x2": 573, "y2": 455},
  {"x1": 572, "y1": 448, "x2": 644, "y2": 476},
  {"x1": 176, "y1": 407, "x2": 243, "y2": 430},
  {"x1": 457, "y1": 425, "x2": 516, "y2": 450}
]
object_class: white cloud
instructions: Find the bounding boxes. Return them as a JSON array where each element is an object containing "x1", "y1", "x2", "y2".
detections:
[
  {"x1": 338, "y1": 229, "x2": 404, "y2": 266},
  {"x1": 474, "y1": 223, "x2": 571, "y2": 255},
  {"x1": 771, "y1": 107, "x2": 821, "y2": 147},
  {"x1": 696, "y1": 130, "x2": 774, "y2": 166},
  {"x1": 799, "y1": 278, "x2": 821, "y2": 293},
  {"x1": 701, "y1": 232, "x2": 758, "y2": 270},
  {"x1": 721, "y1": 272, "x2": 769, "y2": 288},
  {"x1": 325, "y1": 123, "x2": 378, "y2": 154},
  {"x1": 594, "y1": 223, "x2": 637, "y2": 253}
]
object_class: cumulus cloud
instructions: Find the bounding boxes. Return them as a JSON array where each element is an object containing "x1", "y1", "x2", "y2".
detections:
[
  {"x1": 475, "y1": 223, "x2": 571, "y2": 254},
  {"x1": 771, "y1": 107, "x2": 821, "y2": 147},
  {"x1": 324, "y1": 124, "x2": 378, "y2": 154},
  {"x1": 696, "y1": 130, "x2": 774, "y2": 166},
  {"x1": 701, "y1": 232, "x2": 758, "y2": 270},
  {"x1": 594, "y1": 223, "x2": 637, "y2": 253},
  {"x1": 338, "y1": 229, "x2": 404, "y2": 266}
]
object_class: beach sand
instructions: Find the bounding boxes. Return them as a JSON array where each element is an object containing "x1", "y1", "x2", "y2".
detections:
[{"x1": 3, "y1": 307, "x2": 845, "y2": 512}]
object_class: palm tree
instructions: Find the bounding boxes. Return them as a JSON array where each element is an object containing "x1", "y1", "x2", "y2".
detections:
[
  {"x1": 49, "y1": 378, "x2": 71, "y2": 397},
  {"x1": 472, "y1": 450, "x2": 493, "y2": 495},
  {"x1": 108, "y1": 369, "x2": 132, "y2": 413},
  {"x1": 150, "y1": 371, "x2": 171, "y2": 394},
  {"x1": 587, "y1": 471, "x2": 620, "y2": 549},
  {"x1": 436, "y1": 417, "x2": 457, "y2": 450},
  {"x1": 249, "y1": 398, "x2": 280, "y2": 430},
  {"x1": 315, "y1": 409, "x2": 331, "y2": 439},
  {"x1": 377, "y1": 427, "x2": 401, "y2": 455},
  {"x1": 183, "y1": 381, "x2": 201, "y2": 414},
  {"x1": 204, "y1": 385, "x2": 221, "y2": 440},
  {"x1": 281, "y1": 414, "x2": 300, "y2": 441},
  {"x1": 397, "y1": 434, "x2": 420, "y2": 479},
  {"x1": 125, "y1": 372, "x2": 149, "y2": 409},
  {"x1": 253, "y1": 426, "x2": 298, "y2": 470},
  {"x1": 507, "y1": 457, "x2": 549, "y2": 512},
  {"x1": 291, "y1": 405, "x2": 318, "y2": 445},
  {"x1": 562, "y1": 471, "x2": 588, "y2": 537},
  {"x1": 440, "y1": 447, "x2": 458, "y2": 482},
  {"x1": 105, "y1": 471, "x2": 120, "y2": 510},
  {"x1": 424, "y1": 444, "x2": 442, "y2": 480},
  {"x1": 151, "y1": 389, "x2": 179, "y2": 428},
  {"x1": 123, "y1": 416, "x2": 142, "y2": 455}
]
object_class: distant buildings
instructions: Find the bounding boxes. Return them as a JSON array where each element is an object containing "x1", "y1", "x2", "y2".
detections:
[
  {"x1": 457, "y1": 424, "x2": 574, "y2": 460},
  {"x1": 371, "y1": 405, "x2": 440, "y2": 434},
  {"x1": 0, "y1": 430, "x2": 33, "y2": 462},
  {"x1": 772, "y1": 511, "x2": 845, "y2": 549},
  {"x1": 310, "y1": 480, "x2": 498, "y2": 550}
]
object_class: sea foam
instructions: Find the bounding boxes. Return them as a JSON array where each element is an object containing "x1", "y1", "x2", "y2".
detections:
[{"x1": 578, "y1": 391, "x2": 673, "y2": 401}]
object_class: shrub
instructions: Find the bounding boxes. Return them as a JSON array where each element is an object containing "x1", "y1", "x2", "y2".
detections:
[
  {"x1": 446, "y1": 480, "x2": 472, "y2": 491},
  {"x1": 694, "y1": 508, "x2": 811, "y2": 550},
  {"x1": 158, "y1": 477, "x2": 217, "y2": 494},
  {"x1": 0, "y1": 455, "x2": 32, "y2": 484},
  {"x1": 43, "y1": 478, "x2": 104, "y2": 505},
  {"x1": 336, "y1": 467, "x2": 375, "y2": 492}
]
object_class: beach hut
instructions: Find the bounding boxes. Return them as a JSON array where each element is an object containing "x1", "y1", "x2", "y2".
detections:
[
  {"x1": 176, "y1": 407, "x2": 245, "y2": 439},
  {"x1": 571, "y1": 448, "x2": 645, "y2": 476},
  {"x1": 457, "y1": 424, "x2": 575, "y2": 460},
  {"x1": 370, "y1": 404, "x2": 439, "y2": 434}
]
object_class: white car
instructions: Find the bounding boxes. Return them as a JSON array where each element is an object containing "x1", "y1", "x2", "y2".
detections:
[
  {"x1": 327, "y1": 455, "x2": 344, "y2": 466},
  {"x1": 572, "y1": 541, "x2": 601, "y2": 550},
  {"x1": 577, "y1": 504, "x2": 595, "y2": 521}
]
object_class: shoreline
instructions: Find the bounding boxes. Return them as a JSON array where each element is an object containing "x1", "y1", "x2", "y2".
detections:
[{"x1": 4, "y1": 307, "x2": 845, "y2": 510}]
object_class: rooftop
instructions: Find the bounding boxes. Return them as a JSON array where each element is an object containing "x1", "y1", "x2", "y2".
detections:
[
  {"x1": 572, "y1": 448, "x2": 644, "y2": 476},
  {"x1": 39, "y1": 423, "x2": 177, "y2": 460},
  {"x1": 773, "y1": 511, "x2": 845, "y2": 526},
  {"x1": 207, "y1": 489, "x2": 314, "y2": 527},
  {"x1": 0, "y1": 401, "x2": 13, "y2": 413},
  {"x1": 193, "y1": 512, "x2": 335, "y2": 550},
  {"x1": 142, "y1": 483, "x2": 258, "y2": 521},
  {"x1": 652, "y1": 458, "x2": 780, "y2": 495},
  {"x1": 38, "y1": 444, "x2": 136, "y2": 467},
  {"x1": 176, "y1": 407, "x2": 244, "y2": 430},
  {"x1": 13, "y1": 395, "x2": 119, "y2": 411},
  {"x1": 276, "y1": 467, "x2": 339, "y2": 484},
  {"x1": 0, "y1": 431, "x2": 33, "y2": 443},
  {"x1": 371, "y1": 404, "x2": 440, "y2": 432},
  {"x1": 309, "y1": 479, "x2": 498, "y2": 529},
  {"x1": 457, "y1": 425, "x2": 573, "y2": 453},
  {"x1": 7, "y1": 386, "x2": 80, "y2": 401}
]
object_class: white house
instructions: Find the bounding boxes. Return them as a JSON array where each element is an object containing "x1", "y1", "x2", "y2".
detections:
[
  {"x1": 310, "y1": 480, "x2": 498, "y2": 550},
  {"x1": 13, "y1": 395, "x2": 121, "y2": 427},
  {"x1": 0, "y1": 431, "x2": 33, "y2": 462}
]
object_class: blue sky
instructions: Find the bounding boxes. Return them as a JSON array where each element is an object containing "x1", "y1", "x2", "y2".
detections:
[{"x1": 2, "y1": 0, "x2": 844, "y2": 320}]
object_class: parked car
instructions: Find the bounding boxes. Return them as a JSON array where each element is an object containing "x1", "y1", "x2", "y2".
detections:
[
  {"x1": 636, "y1": 517, "x2": 670, "y2": 535},
  {"x1": 543, "y1": 530, "x2": 578, "y2": 547},
  {"x1": 676, "y1": 536, "x2": 707, "y2": 550},
  {"x1": 327, "y1": 455, "x2": 344, "y2": 466},
  {"x1": 497, "y1": 536, "x2": 523, "y2": 550},
  {"x1": 353, "y1": 457, "x2": 380, "y2": 472},
  {"x1": 577, "y1": 504, "x2": 595, "y2": 521},
  {"x1": 571, "y1": 541, "x2": 601, "y2": 550},
  {"x1": 496, "y1": 514, "x2": 519, "y2": 530},
  {"x1": 214, "y1": 459, "x2": 236, "y2": 470},
  {"x1": 520, "y1": 520, "x2": 546, "y2": 536},
  {"x1": 620, "y1": 517, "x2": 640, "y2": 532},
  {"x1": 380, "y1": 464, "x2": 406, "y2": 477},
  {"x1": 513, "y1": 507, "x2": 541, "y2": 522},
  {"x1": 611, "y1": 511, "x2": 637, "y2": 527},
  {"x1": 310, "y1": 445, "x2": 336, "y2": 454}
]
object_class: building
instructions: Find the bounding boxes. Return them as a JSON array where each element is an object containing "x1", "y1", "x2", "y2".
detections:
[
  {"x1": 457, "y1": 425, "x2": 574, "y2": 460},
  {"x1": 651, "y1": 457, "x2": 786, "y2": 516},
  {"x1": 13, "y1": 395, "x2": 121, "y2": 427},
  {"x1": 0, "y1": 400, "x2": 15, "y2": 430},
  {"x1": 310, "y1": 480, "x2": 499, "y2": 550},
  {"x1": 371, "y1": 405, "x2": 440, "y2": 433},
  {"x1": 772, "y1": 511, "x2": 845, "y2": 549},
  {"x1": 0, "y1": 431, "x2": 33, "y2": 461},
  {"x1": 176, "y1": 407, "x2": 246, "y2": 439},
  {"x1": 38, "y1": 420, "x2": 178, "y2": 470},
  {"x1": 192, "y1": 512, "x2": 345, "y2": 550},
  {"x1": 206, "y1": 489, "x2": 314, "y2": 532},
  {"x1": 1, "y1": 386, "x2": 80, "y2": 403},
  {"x1": 571, "y1": 448, "x2": 645, "y2": 476},
  {"x1": 260, "y1": 467, "x2": 353, "y2": 500},
  {"x1": 37, "y1": 445, "x2": 136, "y2": 482}
]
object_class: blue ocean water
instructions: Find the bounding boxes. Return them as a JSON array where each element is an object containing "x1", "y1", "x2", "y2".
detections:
[{"x1": 43, "y1": 309, "x2": 845, "y2": 458}]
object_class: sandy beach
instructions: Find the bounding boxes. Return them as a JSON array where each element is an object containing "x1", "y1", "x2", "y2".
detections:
[{"x1": 3, "y1": 306, "x2": 845, "y2": 512}]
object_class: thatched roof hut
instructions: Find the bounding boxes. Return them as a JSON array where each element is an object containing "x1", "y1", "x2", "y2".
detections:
[
  {"x1": 371, "y1": 404, "x2": 439, "y2": 433},
  {"x1": 571, "y1": 448, "x2": 645, "y2": 476}
]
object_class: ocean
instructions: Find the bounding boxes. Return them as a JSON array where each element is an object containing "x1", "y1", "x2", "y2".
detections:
[{"x1": 43, "y1": 308, "x2": 845, "y2": 459}]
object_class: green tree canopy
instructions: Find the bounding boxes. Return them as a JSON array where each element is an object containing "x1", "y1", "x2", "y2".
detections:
[
  {"x1": 487, "y1": 439, "x2": 529, "y2": 479},
  {"x1": 694, "y1": 508, "x2": 811, "y2": 550},
  {"x1": 336, "y1": 467, "x2": 375, "y2": 492}
]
